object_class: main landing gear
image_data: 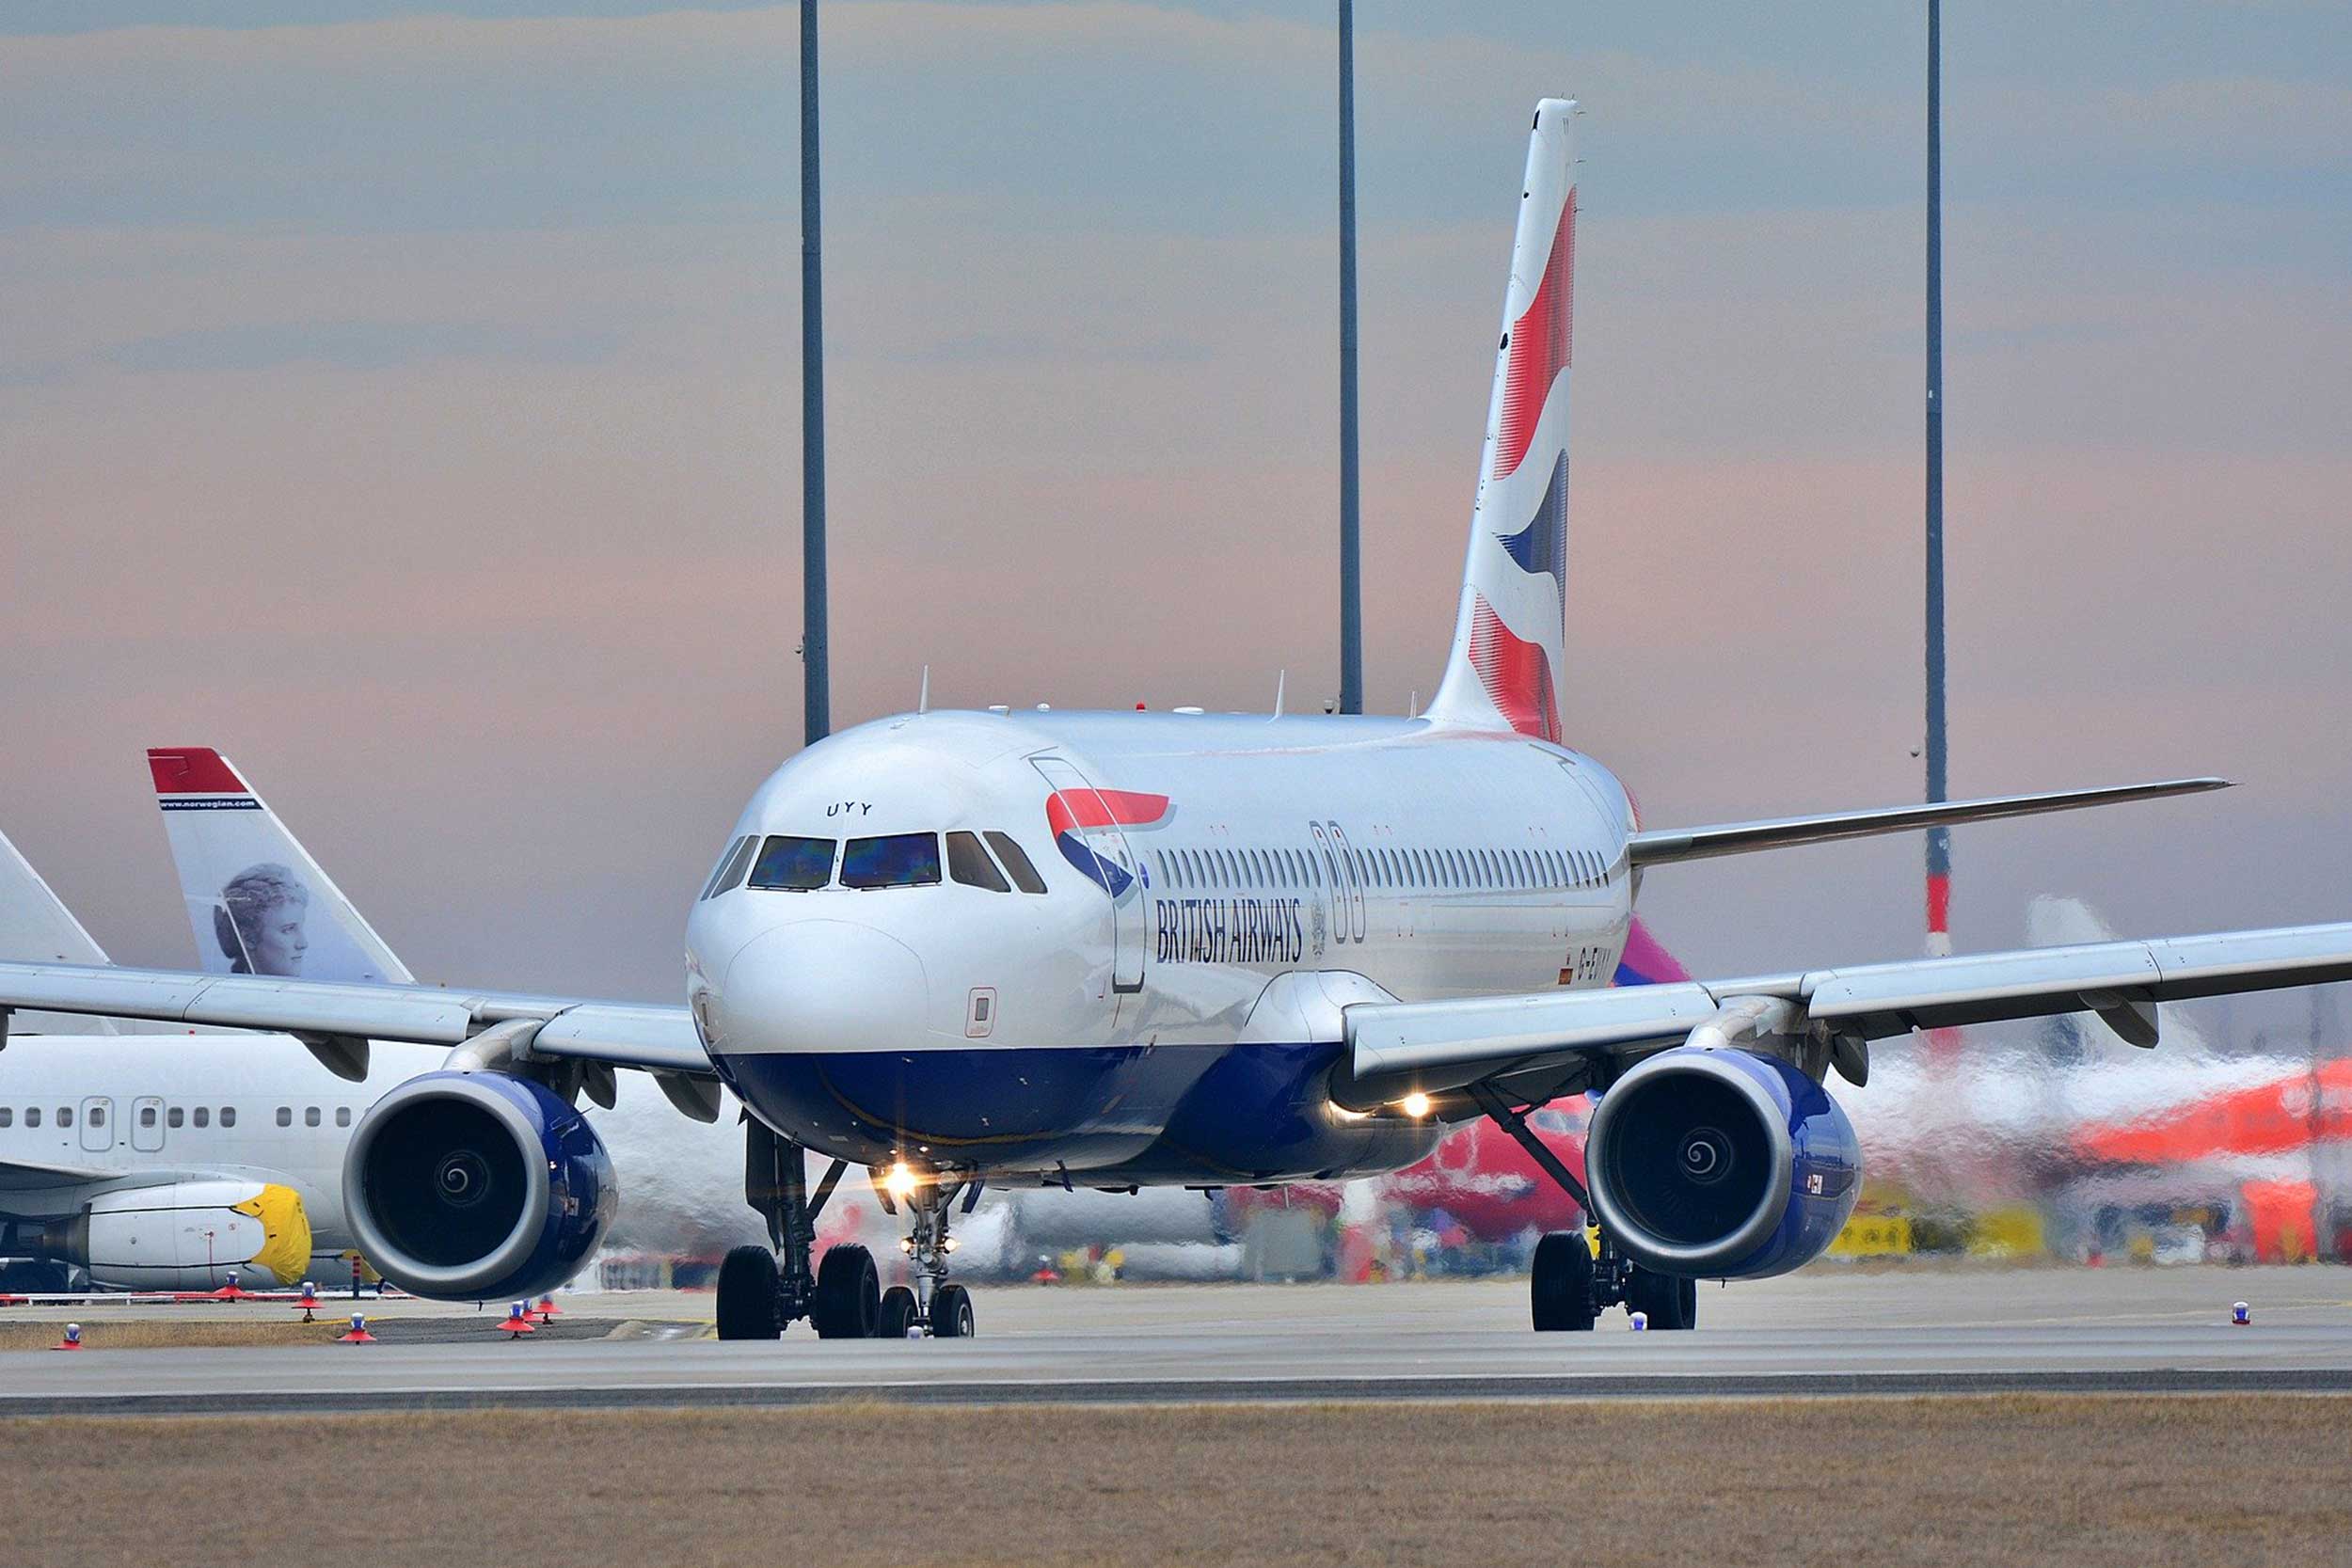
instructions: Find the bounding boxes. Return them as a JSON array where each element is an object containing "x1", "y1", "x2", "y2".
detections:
[
  {"x1": 1469, "y1": 1083, "x2": 1699, "y2": 1334},
  {"x1": 716, "y1": 1120, "x2": 980, "y2": 1341}
]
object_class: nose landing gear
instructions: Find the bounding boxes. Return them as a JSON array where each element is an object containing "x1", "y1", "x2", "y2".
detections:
[
  {"x1": 715, "y1": 1120, "x2": 983, "y2": 1341},
  {"x1": 887, "y1": 1167, "x2": 977, "y2": 1339}
]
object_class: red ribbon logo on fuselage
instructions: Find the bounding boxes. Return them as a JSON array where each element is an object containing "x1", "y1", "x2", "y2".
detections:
[{"x1": 1045, "y1": 789, "x2": 1171, "y2": 897}]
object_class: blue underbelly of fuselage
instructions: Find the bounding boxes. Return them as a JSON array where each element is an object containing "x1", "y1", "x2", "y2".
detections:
[{"x1": 708, "y1": 1040, "x2": 1443, "y2": 1185}]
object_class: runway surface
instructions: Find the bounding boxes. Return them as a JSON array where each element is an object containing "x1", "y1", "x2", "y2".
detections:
[{"x1": 6, "y1": 1265, "x2": 2349, "y2": 1414}]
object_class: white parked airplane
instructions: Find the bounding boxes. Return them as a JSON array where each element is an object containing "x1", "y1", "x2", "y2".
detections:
[
  {"x1": 0, "y1": 817, "x2": 372, "y2": 1291},
  {"x1": 7, "y1": 100, "x2": 2350, "y2": 1340},
  {"x1": 0, "y1": 751, "x2": 754, "y2": 1291}
]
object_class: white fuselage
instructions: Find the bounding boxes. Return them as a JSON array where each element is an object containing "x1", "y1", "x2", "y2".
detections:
[{"x1": 686, "y1": 709, "x2": 1638, "y2": 1185}]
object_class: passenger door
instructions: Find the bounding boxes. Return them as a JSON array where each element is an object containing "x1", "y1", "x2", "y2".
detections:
[
  {"x1": 1030, "y1": 756, "x2": 1146, "y2": 995},
  {"x1": 79, "y1": 1095, "x2": 114, "y2": 1154},
  {"x1": 130, "y1": 1096, "x2": 166, "y2": 1153}
]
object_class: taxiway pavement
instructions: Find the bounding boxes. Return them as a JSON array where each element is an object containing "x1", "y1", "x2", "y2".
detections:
[{"x1": 5, "y1": 1266, "x2": 2347, "y2": 1414}]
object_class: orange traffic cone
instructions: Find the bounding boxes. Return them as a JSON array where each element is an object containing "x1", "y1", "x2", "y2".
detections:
[
  {"x1": 53, "y1": 1323, "x2": 84, "y2": 1352},
  {"x1": 337, "y1": 1313, "x2": 378, "y2": 1344},
  {"x1": 501, "y1": 1302, "x2": 538, "y2": 1338}
]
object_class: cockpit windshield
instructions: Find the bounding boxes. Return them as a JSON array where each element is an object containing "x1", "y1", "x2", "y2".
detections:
[
  {"x1": 841, "y1": 832, "x2": 943, "y2": 890},
  {"x1": 748, "y1": 835, "x2": 835, "y2": 891}
]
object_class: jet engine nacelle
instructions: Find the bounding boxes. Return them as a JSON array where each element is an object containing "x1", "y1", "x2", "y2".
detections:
[
  {"x1": 342, "y1": 1071, "x2": 615, "y2": 1301},
  {"x1": 1584, "y1": 1046, "x2": 1859, "y2": 1279},
  {"x1": 35, "y1": 1179, "x2": 313, "y2": 1291}
]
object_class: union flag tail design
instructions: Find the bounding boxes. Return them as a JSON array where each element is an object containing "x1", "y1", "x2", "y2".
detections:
[{"x1": 1427, "y1": 100, "x2": 1577, "y2": 742}]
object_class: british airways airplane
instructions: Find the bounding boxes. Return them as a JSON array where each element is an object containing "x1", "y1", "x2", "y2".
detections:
[{"x1": 6, "y1": 100, "x2": 2350, "y2": 1340}]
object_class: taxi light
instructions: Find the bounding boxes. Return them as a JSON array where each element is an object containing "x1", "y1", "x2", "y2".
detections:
[
  {"x1": 1400, "y1": 1092, "x2": 1433, "y2": 1119},
  {"x1": 884, "y1": 1161, "x2": 919, "y2": 1199}
]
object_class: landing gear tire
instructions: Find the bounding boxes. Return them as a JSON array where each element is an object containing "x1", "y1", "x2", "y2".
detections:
[
  {"x1": 1531, "y1": 1230, "x2": 1596, "y2": 1332},
  {"x1": 879, "y1": 1284, "x2": 917, "y2": 1338},
  {"x1": 931, "y1": 1282, "x2": 976, "y2": 1338},
  {"x1": 716, "y1": 1244, "x2": 782, "y2": 1340},
  {"x1": 812, "y1": 1243, "x2": 881, "y2": 1338},
  {"x1": 1626, "y1": 1266, "x2": 1697, "y2": 1330}
]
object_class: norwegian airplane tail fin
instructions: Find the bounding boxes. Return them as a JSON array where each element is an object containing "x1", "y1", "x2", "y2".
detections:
[
  {"x1": 147, "y1": 748, "x2": 414, "y2": 984},
  {"x1": 1426, "y1": 99, "x2": 1578, "y2": 741}
]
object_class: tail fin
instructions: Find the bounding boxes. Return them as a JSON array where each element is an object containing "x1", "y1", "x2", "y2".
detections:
[
  {"x1": 147, "y1": 747, "x2": 414, "y2": 984},
  {"x1": 0, "y1": 826, "x2": 119, "y2": 1034},
  {"x1": 1427, "y1": 99, "x2": 1578, "y2": 741}
]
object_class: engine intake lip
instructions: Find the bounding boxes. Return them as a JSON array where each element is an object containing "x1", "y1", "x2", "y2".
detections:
[
  {"x1": 1586, "y1": 1048, "x2": 1793, "y2": 1275},
  {"x1": 342, "y1": 1073, "x2": 553, "y2": 1298}
]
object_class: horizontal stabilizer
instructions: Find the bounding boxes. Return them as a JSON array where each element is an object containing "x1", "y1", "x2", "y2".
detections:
[{"x1": 1626, "y1": 778, "x2": 2228, "y2": 867}]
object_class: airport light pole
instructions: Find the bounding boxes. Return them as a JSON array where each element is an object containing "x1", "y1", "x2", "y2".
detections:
[
  {"x1": 801, "y1": 0, "x2": 831, "y2": 747},
  {"x1": 1337, "y1": 0, "x2": 1363, "y2": 716},
  {"x1": 1923, "y1": 0, "x2": 1951, "y2": 958}
]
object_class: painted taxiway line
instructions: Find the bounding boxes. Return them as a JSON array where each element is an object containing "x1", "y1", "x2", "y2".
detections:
[{"x1": 4, "y1": 1367, "x2": 2351, "y2": 1418}]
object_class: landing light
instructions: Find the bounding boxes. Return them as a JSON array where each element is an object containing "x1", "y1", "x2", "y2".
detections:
[
  {"x1": 1400, "y1": 1092, "x2": 1433, "y2": 1119},
  {"x1": 884, "y1": 1161, "x2": 920, "y2": 1199}
]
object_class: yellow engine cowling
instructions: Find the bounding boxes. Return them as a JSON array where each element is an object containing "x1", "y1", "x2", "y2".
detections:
[{"x1": 43, "y1": 1180, "x2": 313, "y2": 1290}]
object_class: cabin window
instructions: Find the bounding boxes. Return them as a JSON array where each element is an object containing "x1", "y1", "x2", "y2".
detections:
[
  {"x1": 0, "y1": 1108, "x2": 12, "y2": 1128},
  {"x1": 219, "y1": 1107, "x2": 235, "y2": 1128},
  {"x1": 982, "y1": 832, "x2": 1046, "y2": 895},
  {"x1": 277, "y1": 1107, "x2": 293, "y2": 1127},
  {"x1": 306, "y1": 1107, "x2": 322, "y2": 1127},
  {"x1": 947, "y1": 831, "x2": 1011, "y2": 892},
  {"x1": 24, "y1": 1107, "x2": 39, "y2": 1128},
  {"x1": 842, "y1": 832, "x2": 942, "y2": 890},
  {"x1": 139, "y1": 1106, "x2": 156, "y2": 1129},
  {"x1": 337, "y1": 1107, "x2": 353, "y2": 1127},
  {"x1": 87, "y1": 1104, "x2": 105, "y2": 1128},
  {"x1": 57, "y1": 1106, "x2": 72, "y2": 1129},
  {"x1": 749, "y1": 834, "x2": 836, "y2": 892},
  {"x1": 192, "y1": 1107, "x2": 210, "y2": 1129},
  {"x1": 167, "y1": 1107, "x2": 183, "y2": 1128}
]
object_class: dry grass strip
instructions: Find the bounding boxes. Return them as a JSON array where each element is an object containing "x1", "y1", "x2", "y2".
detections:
[{"x1": 4, "y1": 1394, "x2": 2347, "y2": 1567}]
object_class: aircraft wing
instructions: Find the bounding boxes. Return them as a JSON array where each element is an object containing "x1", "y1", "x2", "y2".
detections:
[
  {"x1": 0, "y1": 960, "x2": 712, "y2": 1077},
  {"x1": 0, "y1": 1154, "x2": 122, "y2": 1191},
  {"x1": 1333, "y1": 920, "x2": 2352, "y2": 1111},
  {"x1": 1626, "y1": 778, "x2": 2227, "y2": 866}
]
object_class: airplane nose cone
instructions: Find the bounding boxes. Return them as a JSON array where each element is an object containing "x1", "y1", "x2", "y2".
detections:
[{"x1": 712, "y1": 920, "x2": 930, "y2": 1056}]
